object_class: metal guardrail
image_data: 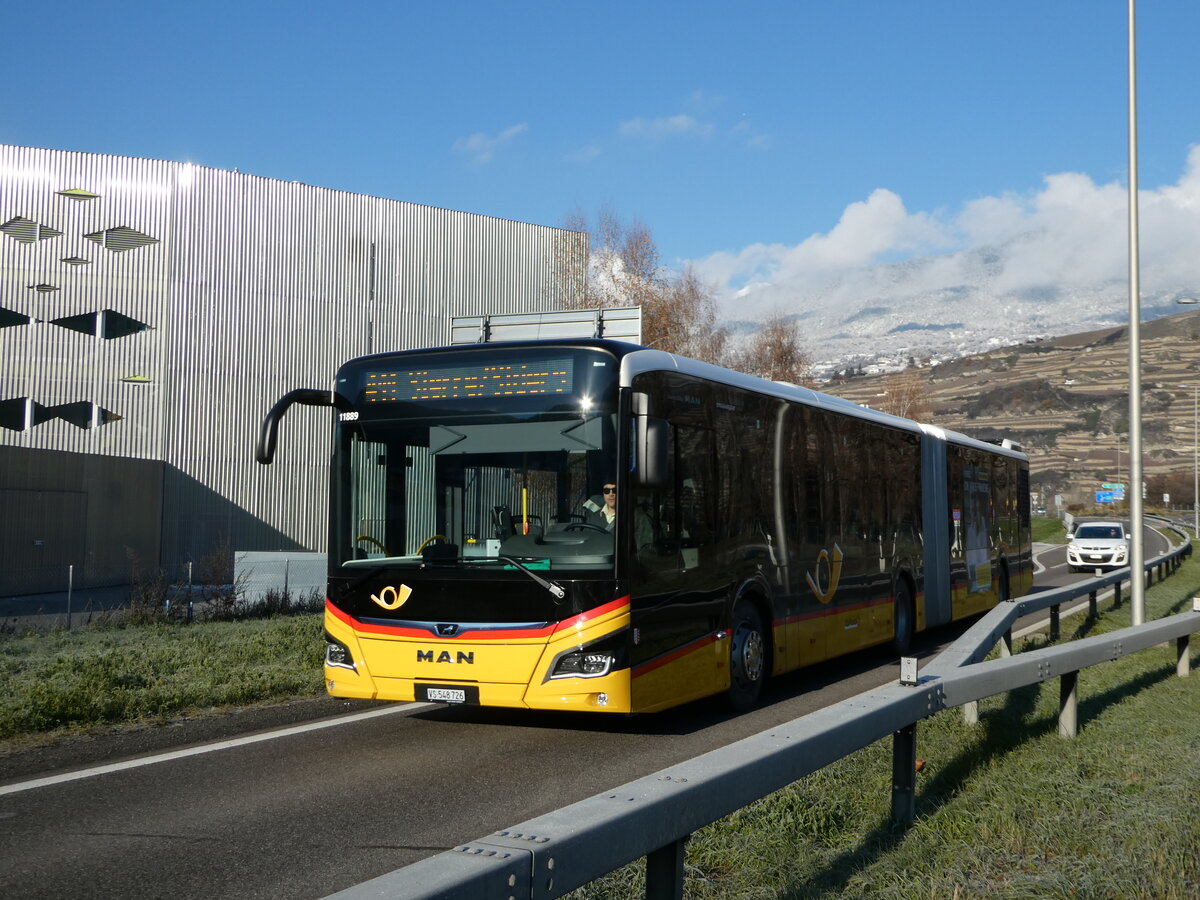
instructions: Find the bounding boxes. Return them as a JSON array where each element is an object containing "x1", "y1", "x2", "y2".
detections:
[{"x1": 327, "y1": 529, "x2": 1196, "y2": 900}]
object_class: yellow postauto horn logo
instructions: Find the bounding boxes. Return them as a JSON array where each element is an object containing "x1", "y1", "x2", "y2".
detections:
[
  {"x1": 806, "y1": 544, "x2": 844, "y2": 604},
  {"x1": 371, "y1": 584, "x2": 413, "y2": 610}
]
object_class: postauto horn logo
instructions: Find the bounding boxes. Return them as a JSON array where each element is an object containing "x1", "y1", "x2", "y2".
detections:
[{"x1": 371, "y1": 584, "x2": 412, "y2": 610}]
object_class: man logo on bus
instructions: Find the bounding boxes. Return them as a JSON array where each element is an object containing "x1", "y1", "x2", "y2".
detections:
[
  {"x1": 371, "y1": 584, "x2": 413, "y2": 610},
  {"x1": 806, "y1": 544, "x2": 844, "y2": 604}
]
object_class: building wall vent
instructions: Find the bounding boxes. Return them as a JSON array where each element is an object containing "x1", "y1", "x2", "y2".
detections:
[
  {"x1": 0, "y1": 398, "x2": 53, "y2": 432},
  {"x1": 1, "y1": 216, "x2": 64, "y2": 243},
  {"x1": 54, "y1": 401, "x2": 121, "y2": 429},
  {"x1": 49, "y1": 309, "x2": 151, "y2": 339},
  {"x1": 1, "y1": 308, "x2": 33, "y2": 329},
  {"x1": 56, "y1": 188, "x2": 101, "y2": 201},
  {"x1": 83, "y1": 226, "x2": 159, "y2": 252}
]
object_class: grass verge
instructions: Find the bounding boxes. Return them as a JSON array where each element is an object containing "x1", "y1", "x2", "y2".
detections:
[
  {"x1": 1031, "y1": 515, "x2": 1067, "y2": 544},
  {"x1": 571, "y1": 545, "x2": 1200, "y2": 899},
  {"x1": 0, "y1": 614, "x2": 324, "y2": 743}
]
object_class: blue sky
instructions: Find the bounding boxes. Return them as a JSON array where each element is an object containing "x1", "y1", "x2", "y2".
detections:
[{"x1": 6, "y1": 1, "x2": 1200, "y2": 321}]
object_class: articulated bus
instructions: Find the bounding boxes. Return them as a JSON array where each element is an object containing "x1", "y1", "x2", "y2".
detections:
[{"x1": 257, "y1": 339, "x2": 1032, "y2": 714}]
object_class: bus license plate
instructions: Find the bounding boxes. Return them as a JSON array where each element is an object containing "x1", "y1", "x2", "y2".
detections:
[{"x1": 418, "y1": 684, "x2": 478, "y2": 705}]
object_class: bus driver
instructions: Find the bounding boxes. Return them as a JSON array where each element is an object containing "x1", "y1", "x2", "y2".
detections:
[{"x1": 582, "y1": 482, "x2": 618, "y2": 531}]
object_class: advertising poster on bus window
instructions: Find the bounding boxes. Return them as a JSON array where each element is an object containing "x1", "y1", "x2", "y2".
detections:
[{"x1": 964, "y1": 464, "x2": 992, "y2": 593}]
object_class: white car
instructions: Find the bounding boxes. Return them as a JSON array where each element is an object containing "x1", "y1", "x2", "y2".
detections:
[{"x1": 1066, "y1": 521, "x2": 1129, "y2": 572}]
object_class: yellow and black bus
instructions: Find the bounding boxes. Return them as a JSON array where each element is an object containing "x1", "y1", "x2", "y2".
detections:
[{"x1": 257, "y1": 340, "x2": 1032, "y2": 714}]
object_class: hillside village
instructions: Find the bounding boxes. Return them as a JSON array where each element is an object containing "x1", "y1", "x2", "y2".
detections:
[{"x1": 826, "y1": 308, "x2": 1200, "y2": 513}]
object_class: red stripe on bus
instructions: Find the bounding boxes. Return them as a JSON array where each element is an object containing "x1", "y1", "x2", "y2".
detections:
[
  {"x1": 774, "y1": 595, "x2": 895, "y2": 627},
  {"x1": 326, "y1": 596, "x2": 630, "y2": 641},
  {"x1": 632, "y1": 631, "x2": 720, "y2": 678}
]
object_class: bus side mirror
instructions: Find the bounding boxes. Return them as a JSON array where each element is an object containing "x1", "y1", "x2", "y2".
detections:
[
  {"x1": 256, "y1": 388, "x2": 334, "y2": 464},
  {"x1": 632, "y1": 391, "x2": 668, "y2": 489}
]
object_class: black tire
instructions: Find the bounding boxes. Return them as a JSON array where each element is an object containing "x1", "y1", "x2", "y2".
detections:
[
  {"x1": 892, "y1": 578, "x2": 915, "y2": 656},
  {"x1": 727, "y1": 599, "x2": 768, "y2": 713}
]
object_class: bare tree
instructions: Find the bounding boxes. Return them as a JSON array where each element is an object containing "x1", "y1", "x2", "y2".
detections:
[
  {"x1": 561, "y1": 208, "x2": 729, "y2": 365},
  {"x1": 880, "y1": 368, "x2": 933, "y2": 421},
  {"x1": 729, "y1": 310, "x2": 814, "y2": 386}
]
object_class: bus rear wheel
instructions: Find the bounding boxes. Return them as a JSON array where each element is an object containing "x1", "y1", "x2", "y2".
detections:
[{"x1": 727, "y1": 599, "x2": 767, "y2": 712}]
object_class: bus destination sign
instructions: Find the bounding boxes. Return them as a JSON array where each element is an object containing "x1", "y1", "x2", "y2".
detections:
[{"x1": 364, "y1": 357, "x2": 575, "y2": 403}]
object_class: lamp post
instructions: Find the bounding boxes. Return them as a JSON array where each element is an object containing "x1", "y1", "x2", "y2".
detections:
[{"x1": 1126, "y1": 0, "x2": 1146, "y2": 624}]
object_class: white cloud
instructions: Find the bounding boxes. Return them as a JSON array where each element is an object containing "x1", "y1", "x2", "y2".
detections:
[
  {"x1": 567, "y1": 143, "x2": 602, "y2": 163},
  {"x1": 692, "y1": 149, "x2": 1200, "y2": 365},
  {"x1": 619, "y1": 114, "x2": 714, "y2": 140},
  {"x1": 697, "y1": 149, "x2": 1200, "y2": 315},
  {"x1": 452, "y1": 123, "x2": 528, "y2": 164}
]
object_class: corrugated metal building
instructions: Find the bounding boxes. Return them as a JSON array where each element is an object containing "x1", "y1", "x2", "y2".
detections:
[{"x1": 0, "y1": 144, "x2": 585, "y2": 596}]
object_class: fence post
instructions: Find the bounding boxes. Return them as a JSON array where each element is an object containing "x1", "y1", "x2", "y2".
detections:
[
  {"x1": 1114, "y1": 579, "x2": 1122, "y2": 608},
  {"x1": 645, "y1": 837, "x2": 688, "y2": 900},
  {"x1": 961, "y1": 700, "x2": 978, "y2": 725},
  {"x1": 1088, "y1": 589, "x2": 1098, "y2": 618},
  {"x1": 890, "y1": 724, "x2": 917, "y2": 827},
  {"x1": 1178, "y1": 636, "x2": 1190, "y2": 678},
  {"x1": 998, "y1": 630, "x2": 1013, "y2": 658},
  {"x1": 1049, "y1": 605, "x2": 1060, "y2": 641},
  {"x1": 66, "y1": 564, "x2": 73, "y2": 630},
  {"x1": 1059, "y1": 671, "x2": 1078, "y2": 738}
]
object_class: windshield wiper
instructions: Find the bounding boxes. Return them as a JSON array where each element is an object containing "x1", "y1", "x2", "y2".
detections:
[
  {"x1": 464, "y1": 555, "x2": 566, "y2": 601},
  {"x1": 499, "y1": 556, "x2": 567, "y2": 601}
]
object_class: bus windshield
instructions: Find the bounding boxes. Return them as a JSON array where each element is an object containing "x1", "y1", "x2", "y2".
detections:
[{"x1": 330, "y1": 346, "x2": 621, "y2": 573}]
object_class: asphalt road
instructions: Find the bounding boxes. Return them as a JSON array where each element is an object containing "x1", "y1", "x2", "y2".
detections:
[{"x1": 0, "y1": 525, "x2": 1177, "y2": 899}]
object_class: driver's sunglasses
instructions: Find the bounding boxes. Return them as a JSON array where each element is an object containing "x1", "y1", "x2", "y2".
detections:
[{"x1": 602, "y1": 487, "x2": 617, "y2": 494}]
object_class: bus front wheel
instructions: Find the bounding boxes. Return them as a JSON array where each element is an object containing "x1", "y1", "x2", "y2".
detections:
[{"x1": 727, "y1": 599, "x2": 767, "y2": 712}]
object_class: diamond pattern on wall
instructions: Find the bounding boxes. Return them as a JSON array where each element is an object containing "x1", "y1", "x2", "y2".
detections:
[
  {"x1": 83, "y1": 226, "x2": 159, "y2": 252},
  {"x1": 0, "y1": 398, "x2": 53, "y2": 431},
  {"x1": 1, "y1": 216, "x2": 64, "y2": 243},
  {"x1": 56, "y1": 188, "x2": 101, "y2": 201},
  {"x1": 0, "y1": 307, "x2": 33, "y2": 329},
  {"x1": 48, "y1": 309, "x2": 151, "y2": 339},
  {"x1": 50, "y1": 311, "x2": 98, "y2": 337}
]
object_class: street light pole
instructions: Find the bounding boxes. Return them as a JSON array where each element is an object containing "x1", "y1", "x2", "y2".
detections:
[
  {"x1": 1193, "y1": 383, "x2": 1198, "y2": 538},
  {"x1": 1126, "y1": 0, "x2": 1146, "y2": 625}
]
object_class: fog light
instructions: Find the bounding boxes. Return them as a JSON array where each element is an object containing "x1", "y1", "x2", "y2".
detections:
[{"x1": 595, "y1": 692, "x2": 609, "y2": 707}]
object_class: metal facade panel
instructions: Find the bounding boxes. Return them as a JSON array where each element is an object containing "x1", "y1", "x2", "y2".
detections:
[{"x1": 1, "y1": 144, "x2": 583, "y2": 575}]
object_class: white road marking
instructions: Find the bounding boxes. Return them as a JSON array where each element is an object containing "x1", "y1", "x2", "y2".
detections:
[{"x1": 0, "y1": 702, "x2": 431, "y2": 797}]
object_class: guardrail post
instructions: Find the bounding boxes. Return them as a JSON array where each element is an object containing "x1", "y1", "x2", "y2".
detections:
[
  {"x1": 1059, "y1": 671, "x2": 1078, "y2": 738},
  {"x1": 890, "y1": 724, "x2": 917, "y2": 828},
  {"x1": 1088, "y1": 589, "x2": 1098, "y2": 618},
  {"x1": 998, "y1": 630, "x2": 1013, "y2": 658},
  {"x1": 1113, "y1": 579, "x2": 1122, "y2": 608},
  {"x1": 1049, "y1": 605, "x2": 1060, "y2": 641},
  {"x1": 646, "y1": 837, "x2": 688, "y2": 900},
  {"x1": 1178, "y1": 636, "x2": 1190, "y2": 678},
  {"x1": 961, "y1": 700, "x2": 978, "y2": 725}
]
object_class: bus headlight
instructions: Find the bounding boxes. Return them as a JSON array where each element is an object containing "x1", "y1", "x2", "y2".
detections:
[
  {"x1": 554, "y1": 651, "x2": 614, "y2": 678},
  {"x1": 548, "y1": 632, "x2": 627, "y2": 680},
  {"x1": 325, "y1": 635, "x2": 356, "y2": 671}
]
